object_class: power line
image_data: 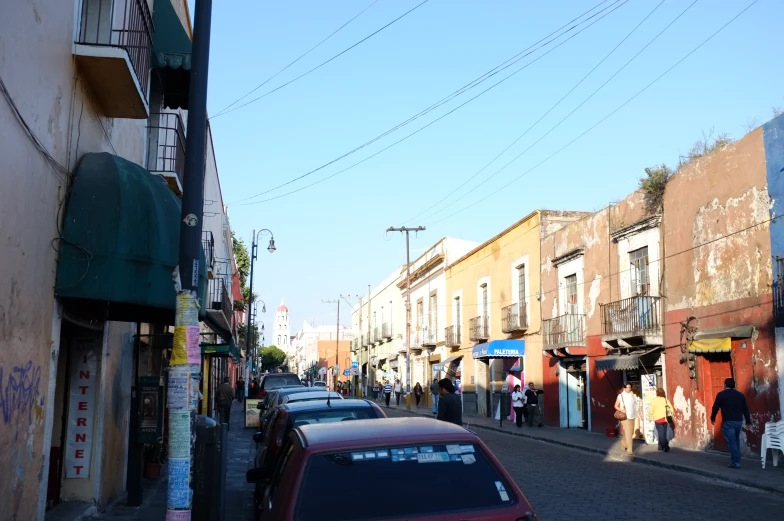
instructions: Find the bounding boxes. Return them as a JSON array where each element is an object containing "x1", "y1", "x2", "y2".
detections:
[
  {"x1": 212, "y1": 0, "x2": 381, "y2": 117},
  {"x1": 426, "y1": 0, "x2": 759, "y2": 227},
  {"x1": 408, "y1": 0, "x2": 674, "y2": 224},
  {"x1": 212, "y1": 0, "x2": 431, "y2": 120},
  {"x1": 231, "y1": 0, "x2": 628, "y2": 206}
]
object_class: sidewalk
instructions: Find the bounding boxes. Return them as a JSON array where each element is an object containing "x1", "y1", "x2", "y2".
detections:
[
  {"x1": 98, "y1": 402, "x2": 254, "y2": 520},
  {"x1": 382, "y1": 400, "x2": 784, "y2": 495}
]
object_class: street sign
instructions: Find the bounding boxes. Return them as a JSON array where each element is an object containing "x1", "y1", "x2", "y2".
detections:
[
  {"x1": 351, "y1": 361, "x2": 358, "y2": 368},
  {"x1": 343, "y1": 369, "x2": 351, "y2": 376}
]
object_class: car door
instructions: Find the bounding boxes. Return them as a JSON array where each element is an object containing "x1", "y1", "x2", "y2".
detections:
[{"x1": 262, "y1": 440, "x2": 296, "y2": 520}]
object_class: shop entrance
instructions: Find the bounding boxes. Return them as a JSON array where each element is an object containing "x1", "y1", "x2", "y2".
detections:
[
  {"x1": 560, "y1": 359, "x2": 587, "y2": 429},
  {"x1": 704, "y1": 352, "x2": 734, "y2": 452}
]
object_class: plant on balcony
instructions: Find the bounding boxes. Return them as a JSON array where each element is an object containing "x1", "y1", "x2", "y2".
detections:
[
  {"x1": 233, "y1": 299, "x2": 246, "y2": 312},
  {"x1": 143, "y1": 437, "x2": 168, "y2": 479}
]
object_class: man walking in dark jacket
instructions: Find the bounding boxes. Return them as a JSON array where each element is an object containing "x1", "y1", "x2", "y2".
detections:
[
  {"x1": 217, "y1": 377, "x2": 235, "y2": 430},
  {"x1": 436, "y1": 379, "x2": 462, "y2": 426},
  {"x1": 710, "y1": 378, "x2": 751, "y2": 468}
]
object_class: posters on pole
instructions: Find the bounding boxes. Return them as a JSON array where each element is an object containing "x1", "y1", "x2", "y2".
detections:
[
  {"x1": 65, "y1": 340, "x2": 98, "y2": 478},
  {"x1": 172, "y1": 326, "x2": 188, "y2": 365},
  {"x1": 167, "y1": 366, "x2": 191, "y2": 411},
  {"x1": 176, "y1": 292, "x2": 199, "y2": 326},
  {"x1": 166, "y1": 510, "x2": 191, "y2": 521},
  {"x1": 168, "y1": 412, "x2": 191, "y2": 459},
  {"x1": 167, "y1": 458, "x2": 191, "y2": 509},
  {"x1": 185, "y1": 325, "x2": 201, "y2": 364},
  {"x1": 641, "y1": 374, "x2": 657, "y2": 444}
]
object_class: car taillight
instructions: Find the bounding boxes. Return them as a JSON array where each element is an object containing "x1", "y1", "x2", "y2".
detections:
[
  {"x1": 274, "y1": 411, "x2": 288, "y2": 448},
  {"x1": 259, "y1": 390, "x2": 268, "y2": 400}
]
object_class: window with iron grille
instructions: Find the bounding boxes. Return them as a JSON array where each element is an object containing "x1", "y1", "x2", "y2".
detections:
[
  {"x1": 629, "y1": 246, "x2": 650, "y2": 296},
  {"x1": 566, "y1": 274, "x2": 578, "y2": 314},
  {"x1": 455, "y1": 296, "x2": 461, "y2": 326},
  {"x1": 430, "y1": 293, "x2": 437, "y2": 336},
  {"x1": 481, "y1": 284, "x2": 488, "y2": 319},
  {"x1": 417, "y1": 300, "x2": 424, "y2": 328},
  {"x1": 517, "y1": 265, "x2": 526, "y2": 307}
]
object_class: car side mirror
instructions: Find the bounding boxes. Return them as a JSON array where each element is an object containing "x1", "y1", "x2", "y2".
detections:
[
  {"x1": 252, "y1": 432, "x2": 263, "y2": 443},
  {"x1": 246, "y1": 467, "x2": 266, "y2": 483},
  {"x1": 256, "y1": 402, "x2": 264, "y2": 410}
]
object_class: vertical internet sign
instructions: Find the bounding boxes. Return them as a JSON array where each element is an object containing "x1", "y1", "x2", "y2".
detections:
[{"x1": 65, "y1": 341, "x2": 98, "y2": 478}]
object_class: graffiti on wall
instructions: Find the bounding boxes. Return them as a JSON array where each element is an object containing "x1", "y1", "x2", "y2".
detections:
[{"x1": 0, "y1": 360, "x2": 43, "y2": 429}]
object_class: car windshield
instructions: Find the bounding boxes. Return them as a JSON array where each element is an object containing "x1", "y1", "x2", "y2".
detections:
[
  {"x1": 285, "y1": 393, "x2": 341, "y2": 404},
  {"x1": 295, "y1": 443, "x2": 513, "y2": 520},
  {"x1": 290, "y1": 408, "x2": 376, "y2": 427},
  {"x1": 263, "y1": 375, "x2": 301, "y2": 389}
]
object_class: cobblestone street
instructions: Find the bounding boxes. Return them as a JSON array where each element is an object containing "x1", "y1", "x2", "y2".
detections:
[{"x1": 385, "y1": 409, "x2": 784, "y2": 520}]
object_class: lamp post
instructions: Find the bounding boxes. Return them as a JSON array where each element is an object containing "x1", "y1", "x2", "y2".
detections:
[{"x1": 246, "y1": 229, "x2": 275, "y2": 377}]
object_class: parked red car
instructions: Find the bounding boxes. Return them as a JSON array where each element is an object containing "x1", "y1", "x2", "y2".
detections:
[{"x1": 247, "y1": 417, "x2": 538, "y2": 521}]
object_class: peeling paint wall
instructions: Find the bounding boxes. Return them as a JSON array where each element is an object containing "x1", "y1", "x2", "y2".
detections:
[{"x1": 663, "y1": 124, "x2": 780, "y2": 453}]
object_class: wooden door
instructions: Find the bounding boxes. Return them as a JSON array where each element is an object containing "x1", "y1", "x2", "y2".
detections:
[{"x1": 706, "y1": 354, "x2": 734, "y2": 452}]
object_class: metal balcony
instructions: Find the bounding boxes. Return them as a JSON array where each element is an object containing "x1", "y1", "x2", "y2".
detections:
[
  {"x1": 381, "y1": 323, "x2": 391, "y2": 340},
  {"x1": 600, "y1": 296, "x2": 662, "y2": 345},
  {"x1": 201, "y1": 231, "x2": 215, "y2": 277},
  {"x1": 469, "y1": 316, "x2": 489, "y2": 342},
  {"x1": 445, "y1": 325, "x2": 461, "y2": 348},
  {"x1": 207, "y1": 277, "x2": 232, "y2": 330},
  {"x1": 351, "y1": 338, "x2": 359, "y2": 353},
  {"x1": 373, "y1": 327, "x2": 380, "y2": 344},
  {"x1": 361, "y1": 333, "x2": 368, "y2": 347},
  {"x1": 543, "y1": 314, "x2": 585, "y2": 350},
  {"x1": 74, "y1": 0, "x2": 152, "y2": 118},
  {"x1": 364, "y1": 332, "x2": 371, "y2": 349},
  {"x1": 147, "y1": 112, "x2": 186, "y2": 197},
  {"x1": 422, "y1": 327, "x2": 437, "y2": 347},
  {"x1": 501, "y1": 303, "x2": 528, "y2": 333},
  {"x1": 775, "y1": 279, "x2": 784, "y2": 328}
]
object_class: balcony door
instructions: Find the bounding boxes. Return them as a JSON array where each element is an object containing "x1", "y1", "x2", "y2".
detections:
[{"x1": 630, "y1": 246, "x2": 650, "y2": 296}]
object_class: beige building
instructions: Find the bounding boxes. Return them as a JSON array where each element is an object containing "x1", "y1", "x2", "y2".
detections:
[{"x1": 0, "y1": 2, "x2": 236, "y2": 519}]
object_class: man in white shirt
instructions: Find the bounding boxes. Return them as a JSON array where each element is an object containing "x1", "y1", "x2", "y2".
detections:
[{"x1": 615, "y1": 383, "x2": 638, "y2": 455}]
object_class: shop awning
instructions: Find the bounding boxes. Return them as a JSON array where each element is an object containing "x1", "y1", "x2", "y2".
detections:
[
  {"x1": 688, "y1": 325, "x2": 755, "y2": 353},
  {"x1": 201, "y1": 341, "x2": 239, "y2": 360},
  {"x1": 202, "y1": 313, "x2": 233, "y2": 343},
  {"x1": 433, "y1": 355, "x2": 462, "y2": 372},
  {"x1": 595, "y1": 347, "x2": 662, "y2": 372},
  {"x1": 472, "y1": 340, "x2": 525, "y2": 359},
  {"x1": 689, "y1": 337, "x2": 731, "y2": 353},
  {"x1": 55, "y1": 153, "x2": 207, "y2": 324},
  {"x1": 151, "y1": 0, "x2": 192, "y2": 109}
]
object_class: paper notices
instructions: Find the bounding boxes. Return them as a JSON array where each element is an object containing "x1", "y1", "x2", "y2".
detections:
[
  {"x1": 167, "y1": 366, "x2": 191, "y2": 411},
  {"x1": 175, "y1": 292, "x2": 199, "y2": 326},
  {"x1": 168, "y1": 412, "x2": 191, "y2": 459},
  {"x1": 166, "y1": 511, "x2": 191, "y2": 521},
  {"x1": 167, "y1": 458, "x2": 191, "y2": 509}
]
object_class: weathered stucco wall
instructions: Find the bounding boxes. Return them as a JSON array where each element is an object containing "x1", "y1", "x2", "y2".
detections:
[{"x1": 662, "y1": 126, "x2": 779, "y2": 452}]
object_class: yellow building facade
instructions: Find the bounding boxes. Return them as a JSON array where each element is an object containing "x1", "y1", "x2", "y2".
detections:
[{"x1": 444, "y1": 210, "x2": 586, "y2": 417}]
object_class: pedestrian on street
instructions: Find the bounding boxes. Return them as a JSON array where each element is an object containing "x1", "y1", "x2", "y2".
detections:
[
  {"x1": 373, "y1": 382, "x2": 380, "y2": 400},
  {"x1": 216, "y1": 377, "x2": 235, "y2": 430},
  {"x1": 650, "y1": 387, "x2": 674, "y2": 452},
  {"x1": 236, "y1": 377, "x2": 245, "y2": 404},
  {"x1": 394, "y1": 379, "x2": 402, "y2": 406},
  {"x1": 414, "y1": 382, "x2": 423, "y2": 407},
  {"x1": 710, "y1": 378, "x2": 751, "y2": 469},
  {"x1": 430, "y1": 378, "x2": 440, "y2": 415},
  {"x1": 533, "y1": 389, "x2": 545, "y2": 427},
  {"x1": 524, "y1": 382, "x2": 538, "y2": 427},
  {"x1": 512, "y1": 384, "x2": 525, "y2": 428},
  {"x1": 384, "y1": 380, "x2": 393, "y2": 406},
  {"x1": 436, "y1": 378, "x2": 462, "y2": 426},
  {"x1": 615, "y1": 383, "x2": 638, "y2": 455}
]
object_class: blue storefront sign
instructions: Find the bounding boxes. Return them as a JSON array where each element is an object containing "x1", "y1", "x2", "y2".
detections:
[{"x1": 472, "y1": 340, "x2": 525, "y2": 359}]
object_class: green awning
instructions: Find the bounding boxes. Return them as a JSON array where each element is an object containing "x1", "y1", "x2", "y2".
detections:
[
  {"x1": 201, "y1": 341, "x2": 239, "y2": 359},
  {"x1": 55, "y1": 153, "x2": 207, "y2": 323},
  {"x1": 152, "y1": 0, "x2": 192, "y2": 110}
]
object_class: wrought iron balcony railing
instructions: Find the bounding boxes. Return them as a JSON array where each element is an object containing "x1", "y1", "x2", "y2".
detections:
[
  {"x1": 147, "y1": 112, "x2": 186, "y2": 193},
  {"x1": 543, "y1": 314, "x2": 585, "y2": 349},
  {"x1": 600, "y1": 296, "x2": 662, "y2": 337},
  {"x1": 373, "y1": 327, "x2": 380, "y2": 343},
  {"x1": 201, "y1": 231, "x2": 214, "y2": 271},
  {"x1": 208, "y1": 277, "x2": 232, "y2": 325},
  {"x1": 774, "y1": 279, "x2": 784, "y2": 328},
  {"x1": 501, "y1": 302, "x2": 528, "y2": 333},
  {"x1": 422, "y1": 327, "x2": 437, "y2": 346},
  {"x1": 381, "y1": 322, "x2": 391, "y2": 340},
  {"x1": 469, "y1": 316, "x2": 489, "y2": 342},
  {"x1": 445, "y1": 325, "x2": 461, "y2": 347}
]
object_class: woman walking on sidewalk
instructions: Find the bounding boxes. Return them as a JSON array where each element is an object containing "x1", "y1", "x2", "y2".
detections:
[
  {"x1": 414, "y1": 382, "x2": 423, "y2": 407},
  {"x1": 394, "y1": 379, "x2": 402, "y2": 406},
  {"x1": 615, "y1": 383, "x2": 638, "y2": 455},
  {"x1": 650, "y1": 387, "x2": 674, "y2": 452},
  {"x1": 512, "y1": 385, "x2": 525, "y2": 428},
  {"x1": 430, "y1": 379, "x2": 440, "y2": 415}
]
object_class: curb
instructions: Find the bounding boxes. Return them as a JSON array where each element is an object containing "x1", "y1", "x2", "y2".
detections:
[{"x1": 387, "y1": 406, "x2": 784, "y2": 497}]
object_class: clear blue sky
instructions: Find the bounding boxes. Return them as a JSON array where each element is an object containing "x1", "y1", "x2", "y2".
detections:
[{"x1": 195, "y1": 0, "x2": 782, "y2": 334}]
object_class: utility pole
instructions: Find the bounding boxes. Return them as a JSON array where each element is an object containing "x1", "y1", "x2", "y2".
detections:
[
  {"x1": 322, "y1": 299, "x2": 340, "y2": 389},
  {"x1": 169, "y1": 0, "x2": 212, "y2": 518},
  {"x1": 246, "y1": 229, "x2": 275, "y2": 375},
  {"x1": 386, "y1": 226, "x2": 425, "y2": 409},
  {"x1": 341, "y1": 294, "x2": 361, "y2": 395}
]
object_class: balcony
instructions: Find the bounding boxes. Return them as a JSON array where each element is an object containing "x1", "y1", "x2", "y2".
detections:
[
  {"x1": 445, "y1": 325, "x2": 461, "y2": 348},
  {"x1": 775, "y1": 279, "x2": 784, "y2": 328},
  {"x1": 381, "y1": 323, "x2": 391, "y2": 340},
  {"x1": 351, "y1": 338, "x2": 359, "y2": 353},
  {"x1": 364, "y1": 332, "x2": 371, "y2": 349},
  {"x1": 469, "y1": 316, "x2": 489, "y2": 342},
  {"x1": 74, "y1": 0, "x2": 152, "y2": 118},
  {"x1": 422, "y1": 327, "x2": 437, "y2": 347},
  {"x1": 361, "y1": 333, "x2": 368, "y2": 347},
  {"x1": 201, "y1": 231, "x2": 215, "y2": 279},
  {"x1": 501, "y1": 303, "x2": 528, "y2": 333},
  {"x1": 600, "y1": 296, "x2": 662, "y2": 346},
  {"x1": 207, "y1": 277, "x2": 232, "y2": 332},
  {"x1": 373, "y1": 327, "x2": 380, "y2": 344},
  {"x1": 147, "y1": 113, "x2": 186, "y2": 197},
  {"x1": 543, "y1": 314, "x2": 585, "y2": 351}
]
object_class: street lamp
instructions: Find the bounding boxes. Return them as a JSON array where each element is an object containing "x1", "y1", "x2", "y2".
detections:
[{"x1": 246, "y1": 229, "x2": 275, "y2": 376}]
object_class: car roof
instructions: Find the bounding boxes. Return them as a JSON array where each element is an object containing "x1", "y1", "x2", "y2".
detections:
[
  {"x1": 261, "y1": 372, "x2": 298, "y2": 379},
  {"x1": 274, "y1": 386, "x2": 324, "y2": 396},
  {"x1": 296, "y1": 417, "x2": 475, "y2": 448},
  {"x1": 284, "y1": 391, "x2": 342, "y2": 401},
  {"x1": 282, "y1": 399, "x2": 372, "y2": 412}
]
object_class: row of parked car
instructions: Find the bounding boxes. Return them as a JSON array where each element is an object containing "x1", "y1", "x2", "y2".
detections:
[{"x1": 245, "y1": 372, "x2": 538, "y2": 521}]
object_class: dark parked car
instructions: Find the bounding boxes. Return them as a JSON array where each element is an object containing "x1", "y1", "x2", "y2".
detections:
[
  {"x1": 249, "y1": 399, "x2": 386, "y2": 520},
  {"x1": 248, "y1": 417, "x2": 538, "y2": 521},
  {"x1": 257, "y1": 373, "x2": 301, "y2": 399},
  {"x1": 256, "y1": 388, "x2": 343, "y2": 429}
]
